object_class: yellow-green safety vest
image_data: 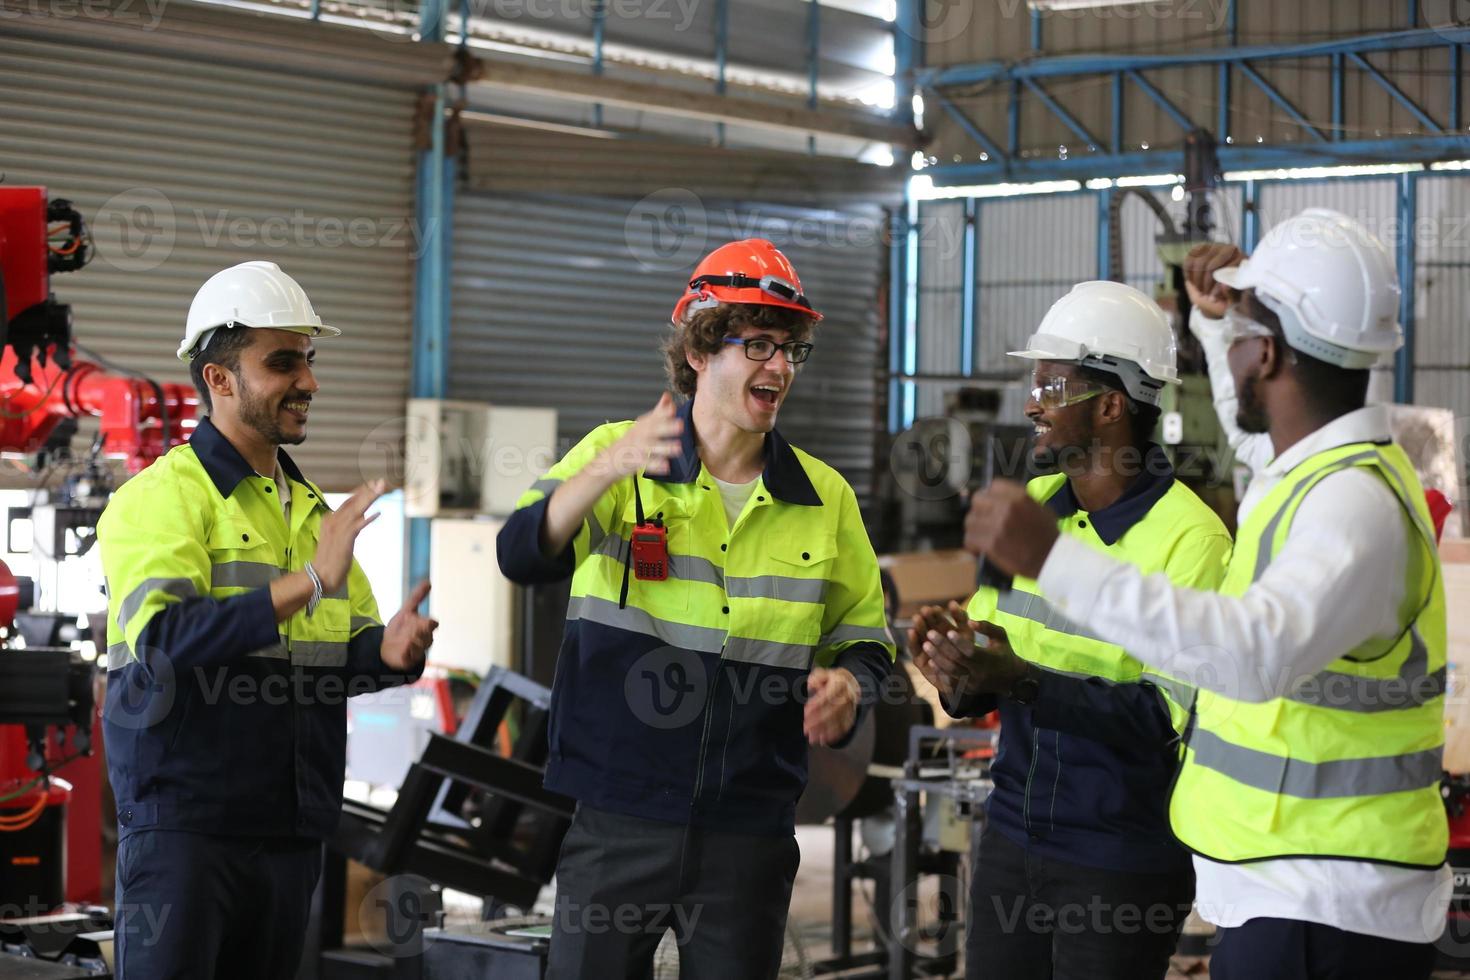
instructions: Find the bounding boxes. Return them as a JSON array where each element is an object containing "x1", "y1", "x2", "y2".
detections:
[
  {"x1": 101, "y1": 440, "x2": 380, "y2": 672},
  {"x1": 968, "y1": 472, "x2": 1233, "y2": 734},
  {"x1": 1169, "y1": 441, "x2": 1448, "y2": 868}
]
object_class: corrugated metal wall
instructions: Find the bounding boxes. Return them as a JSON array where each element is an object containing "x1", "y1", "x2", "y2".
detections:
[
  {"x1": 975, "y1": 193, "x2": 1098, "y2": 374},
  {"x1": 0, "y1": 24, "x2": 421, "y2": 490},
  {"x1": 449, "y1": 194, "x2": 888, "y2": 504},
  {"x1": 914, "y1": 201, "x2": 967, "y2": 418},
  {"x1": 924, "y1": 0, "x2": 1454, "y2": 169},
  {"x1": 911, "y1": 175, "x2": 1470, "y2": 451},
  {"x1": 1415, "y1": 175, "x2": 1470, "y2": 430},
  {"x1": 462, "y1": 122, "x2": 906, "y2": 208}
]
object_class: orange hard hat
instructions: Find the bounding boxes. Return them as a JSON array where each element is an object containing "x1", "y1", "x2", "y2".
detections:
[{"x1": 670, "y1": 239, "x2": 823, "y2": 324}]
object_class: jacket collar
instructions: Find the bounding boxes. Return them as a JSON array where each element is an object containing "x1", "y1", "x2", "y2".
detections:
[
  {"x1": 1043, "y1": 443, "x2": 1175, "y2": 546},
  {"x1": 190, "y1": 415, "x2": 312, "y2": 499},
  {"x1": 653, "y1": 396, "x2": 823, "y2": 506}
]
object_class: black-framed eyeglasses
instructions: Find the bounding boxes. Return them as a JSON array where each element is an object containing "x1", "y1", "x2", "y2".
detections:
[{"x1": 722, "y1": 337, "x2": 814, "y2": 364}]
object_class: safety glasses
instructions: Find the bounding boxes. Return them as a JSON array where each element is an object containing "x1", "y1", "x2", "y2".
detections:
[
  {"x1": 1029, "y1": 376, "x2": 1109, "y2": 412},
  {"x1": 1221, "y1": 307, "x2": 1275, "y2": 347}
]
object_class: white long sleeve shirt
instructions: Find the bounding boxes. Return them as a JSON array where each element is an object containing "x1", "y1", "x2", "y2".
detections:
[{"x1": 1034, "y1": 309, "x2": 1452, "y2": 943}]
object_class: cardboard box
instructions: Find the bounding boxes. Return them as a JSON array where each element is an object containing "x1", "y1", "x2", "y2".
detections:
[
  {"x1": 879, "y1": 550, "x2": 977, "y2": 620},
  {"x1": 1442, "y1": 558, "x2": 1470, "y2": 773}
]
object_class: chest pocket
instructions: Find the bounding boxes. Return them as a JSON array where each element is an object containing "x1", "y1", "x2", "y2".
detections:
[
  {"x1": 746, "y1": 532, "x2": 837, "y2": 643},
  {"x1": 207, "y1": 519, "x2": 281, "y2": 595},
  {"x1": 614, "y1": 494, "x2": 700, "y2": 614}
]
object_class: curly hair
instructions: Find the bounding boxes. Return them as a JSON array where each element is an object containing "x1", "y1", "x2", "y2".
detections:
[{"x1": 661, "y1": 303, "x2": 817, "y2": 397}]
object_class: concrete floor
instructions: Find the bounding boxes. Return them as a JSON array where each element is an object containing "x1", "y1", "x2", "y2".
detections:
[{"x1": 785, "y1": 824, "x2": 1465, "y2": 980}]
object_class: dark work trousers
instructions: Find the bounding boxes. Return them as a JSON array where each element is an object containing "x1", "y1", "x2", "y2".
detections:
[
  {"x1": 113, "y1": 829, "x2": 323, "y2": 980},
  {"x1": 546, "y1": 804, "x2": 801, "y2": 980},
  {"x1": 965, "y1": 825, "x2": 1194, "y2": 980},
  {"x1": 1210, "y1": 917, "x2": 1439, "y2": 980}
]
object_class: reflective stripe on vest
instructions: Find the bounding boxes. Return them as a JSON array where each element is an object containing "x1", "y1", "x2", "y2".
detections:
[
  {"x1": 1169, "y1": 442, "x2": 1448, "y2": 868},
  {"x1": 969, "y1": 473, "x2": 1225, "y2": 735}
]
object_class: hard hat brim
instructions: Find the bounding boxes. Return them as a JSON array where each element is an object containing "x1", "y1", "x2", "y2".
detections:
[
  {"x1": 176, "y1": 322, "x2": 342, "y2": 362},
  {"x1": 1211, "y1": 262, "x2": 1255, "y2": 291},
  {"x1": 1008, "y1": 332, "x2": 1087, "y2": 363}
]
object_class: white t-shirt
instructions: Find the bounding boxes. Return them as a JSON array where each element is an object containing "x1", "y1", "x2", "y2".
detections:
[{"x1": 711, "y1": 475, "x2": 758, "y2": 529}]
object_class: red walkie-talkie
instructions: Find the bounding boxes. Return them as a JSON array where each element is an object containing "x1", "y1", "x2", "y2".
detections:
[
  {"x1": 620, "y1": 478, "x2": 669, "y2": 608},
  {"x1": 632, "y1": 521, "x2": 669, "y2": 581}
]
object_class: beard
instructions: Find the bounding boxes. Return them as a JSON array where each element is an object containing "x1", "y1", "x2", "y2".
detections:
[
  {"x1": 238, "y1": 376, "x2": 308, "y2": 446},
  {"x1": 1235, "y1": 370, "x2": 1270, "y2": 434}
]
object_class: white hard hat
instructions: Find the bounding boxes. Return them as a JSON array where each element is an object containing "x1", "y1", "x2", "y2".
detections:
[
  {"x1": 1010, "y1": 281, "x2": 1179, "y2": 407},
  {"x1": 1213, "y1": 208, "x2": 1401, "y2": 369},
  {"x1": 178, "y1": 260, "x2": 341, "y2": 362}
]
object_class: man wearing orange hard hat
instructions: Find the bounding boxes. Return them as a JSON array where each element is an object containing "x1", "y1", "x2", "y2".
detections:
[{"x1": 498, "y1": 238, "x2": 895, "y2": 979}]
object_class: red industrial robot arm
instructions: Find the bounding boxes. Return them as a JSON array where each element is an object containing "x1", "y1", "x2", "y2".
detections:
[{"x1": 0, "y1": 186, "x2": 196, "y2": 472}]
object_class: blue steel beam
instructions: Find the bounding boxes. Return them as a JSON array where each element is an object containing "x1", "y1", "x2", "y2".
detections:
[
  {"x1": 962, "y1": 198, "x2": 977, "y2": 375},
  {"x1": 919, "y1": 27, "x2": 1470, "y2": 87},
  {"x1": 1217, "y1": 0, "x2": 1234, "y2": 138},
  {"x1": 1237, "y1": 61, "x2": 1328, "y2": 142},
  {"x1": 1008, "y1": 80, "x2": 1020, "y2": 156},
  {"x1": 1346, "y1": 51, "x2": 1442, "y2": 133},
  {"x1": 418, "y1": 0, "x2": 446, "y2": 42},
  {"x1": 1124, "y1": 69, "x2": 1194, "y2": 132},
  {"x1": 807, "y1": 0, "x2": 819, "y2": 154},
  {"x1": 1217, "y1": 63, "x2": 1230, "y2": 141},
  {"x1": 1111, "y1": 72, "x2": 1123, "y2": 153},
  {"x1": 1022, "y1": 76, "x2": 1101, "y2": 148},
  {"x1": 1454, "y1": 45, "x2": 1463, "y2": 131},
  {"x1": 922, "y1": 135, "x2": 1470, "y2": 185},
  {"x1": 893, "y1": 0, "x2": 919, "y2": 126},
  {"x1": 715, "y1": 0, "x2": 728, "y2": 145},
  {"x1": 933, "y1": 92, "x2": 1008, "y2": 163},
  {"x1": 592, "y1": 0, "x2": 606, "y2": 128},
  {"x1": 1395, "y1": 172, "x2": 1417, "y2": 402},
  {"x1": 1332, "y1": 52, "x2": 1344, "y2": 140}
]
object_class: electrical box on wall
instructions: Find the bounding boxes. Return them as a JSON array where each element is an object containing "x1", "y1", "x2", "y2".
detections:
[
  {"x1": 482, "y1": 405, "x2": 559, "y2": 516},
  {"x1": 402, "y1": 399, "x2": 557, "y2": 518},
  {"x1": 429, "y1": 517, "x2": 516, "y2": 673}
]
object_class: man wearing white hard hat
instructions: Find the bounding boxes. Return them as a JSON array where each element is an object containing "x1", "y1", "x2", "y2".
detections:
[
  {"x1": 911, "y1": 281, "x2": 1231, "y2": 979},
  {"x1": 963, "y1": 211, "x2": 1450, "y2": 979},
  {"x1": 99, "y1": 261, "x2": 438, "y2": 978}
]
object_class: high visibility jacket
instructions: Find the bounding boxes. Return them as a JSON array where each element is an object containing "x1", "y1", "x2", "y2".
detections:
[
  {"x1": 965, "y1": 449, "x2": 1232, "y2": 872},
  {"x1": 1170, "y1": 441, "x2": 1448, "y2": 868},
  {"x1": 496, "y1": 396, "x2": 896, "y2": 835},
  {"x1": 99, "y1": 417, "x2": 409, "y2": 840}
]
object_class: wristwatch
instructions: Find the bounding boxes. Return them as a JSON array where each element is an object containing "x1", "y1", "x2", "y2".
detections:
[{"x1": 1006, "y1": 666, "x2": 1041, "y2": 706}]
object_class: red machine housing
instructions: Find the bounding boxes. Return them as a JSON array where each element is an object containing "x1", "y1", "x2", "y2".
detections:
[
  {"x1": 0, "y1": 186, "x2": 197, "y2": 910},
  {"x1": 0, "y1": 185, "x2": 196, "y2": 469}
]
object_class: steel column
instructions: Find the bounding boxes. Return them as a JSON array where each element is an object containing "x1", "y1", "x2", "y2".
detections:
[{"x1": 1395, "y1": 172, "x2": 1417, "y2": 402}]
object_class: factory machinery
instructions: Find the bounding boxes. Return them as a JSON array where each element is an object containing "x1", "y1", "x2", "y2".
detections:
[{"x1": 0, "y1": 185, "x2": 195, "y2": 978}]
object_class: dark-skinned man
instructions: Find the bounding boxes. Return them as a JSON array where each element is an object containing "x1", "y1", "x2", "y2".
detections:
[
  {"x1": 910, "y1": 280, "x2": 1232, "y2": 980},
  {"x1": 100, "y1": 260, "x2": 438, "y2": 979},
  {"x1": 963, "y1": 209, "x2": 1450, "y2": 980}
]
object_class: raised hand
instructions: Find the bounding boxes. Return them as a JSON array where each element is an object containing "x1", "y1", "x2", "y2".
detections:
[
  {"x1": 1183, "y1": 243, "x2": 1246, "y2": 320},
  {"x1": 314, "y1": 480, "x2": 387, "y2": 593},
  {"x1": 605, "y1": 393, "x2": 684, "y2": 478},
  {"x1": 381, "y1": 580, "x2": 438, "y2": 674}
]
